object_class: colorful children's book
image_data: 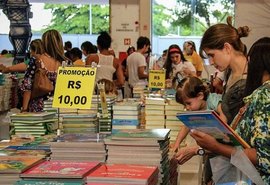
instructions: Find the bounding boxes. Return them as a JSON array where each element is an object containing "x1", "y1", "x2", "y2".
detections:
[
  {"x1": 54, "y1": 133, "x2": 107, "y2": 142},
  {"x1": 86, "y1": 163, "x2": 159, "y2": 184},
  {"x1": 15, "y1": 179, "x2": 83, "y2": 185},
  {"x1": 20, "y1": 160, "x2": 101, "y2": 179},
  {"x1": 5, "y1": 145, "x2": 51, "y2": 152},
  {"x1": 0, "y1": 156, "x2": 44, "y2": 173},
  {"x1": 111, "y1": 129, "x2": 170, "y2": 141},
  {"x1": 10, "y1": 112, "x2": 56, "y2": 121},
  {"x1": 0, "y1": 149, "x2": 47, "y2": 157},
  {"x1": 176, "y1": 110, "x2": 250, "y2": 148}
]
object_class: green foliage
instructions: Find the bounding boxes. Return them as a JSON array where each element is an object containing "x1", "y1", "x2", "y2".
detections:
[
  {"x1": 152, "y1": 2, "x2": 172, "y2": 36},
  {"x1": 42, "y1": 4, "x2": 109, "y2": 34},
  {"x1": 171, "y1": 0, "x2": 235, "y2": 36}
]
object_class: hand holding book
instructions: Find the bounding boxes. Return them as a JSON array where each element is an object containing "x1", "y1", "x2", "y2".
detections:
[{"x1": 176, "y1": 110, "x2": 250, "y2": 149}]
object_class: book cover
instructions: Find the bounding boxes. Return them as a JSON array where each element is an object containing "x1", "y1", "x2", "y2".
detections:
[
  {"x1": 111, "y1": 129, "x2": 170, "y2": 141},
  {"x1": 0, "y1": 149, "x2": 47, "y2": 157},
  {"x1": 54, "y1": 133, "x2": 106, "y2": 142},
  {"x1": 10, "y1": 112, "x2": 56, "y2": 121},
  {"x1": 5, "y1": 145, "x2": 51, "y2": 152},
  {"x1": 15, "y1": 179, "x2": 83, "y2": 185},
  {"x1": 86, "y1": 163, "x2": 158, "y2": 183},
  {"x1": 176, "y1": 110, "x2": 250, "y2": 149},
  {"x1": 0, "y1": 156, "x2": 44, "y2": 174},
  {"x1": 112, "y1": 101, "x2": 141, "y2": 111},
  {"x1": 112, "y1": 119, "x2": 139, "y2": 126},
  {"x1": 20, "y1": 160, "x2": 101, "y2": 179}
]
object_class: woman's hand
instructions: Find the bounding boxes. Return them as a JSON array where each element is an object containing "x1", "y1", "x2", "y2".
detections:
[
  {"x1": 189, "y1": 129, "x2": 219, "y2": 152},
  {"x1": 175, "y1": 145, "x2": 199, "y2": 165},
  {"x1": 165, "y1": 79, "x2": 173, "y2": 88}
]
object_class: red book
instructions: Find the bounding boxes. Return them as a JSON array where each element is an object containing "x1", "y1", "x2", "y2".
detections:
[
  {"x1": 21, "y1": 160, "x2": 100, "y2": 179},
  {"x1": 86, "y1": 163, "x2": 159, "y2": 184}
]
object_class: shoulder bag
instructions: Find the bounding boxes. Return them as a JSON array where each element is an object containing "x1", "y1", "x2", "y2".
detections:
[{"x1": 31, "y1": 60, "x2": 54, "y2": 99}]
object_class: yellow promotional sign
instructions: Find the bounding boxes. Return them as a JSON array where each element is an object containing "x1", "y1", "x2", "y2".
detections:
[
  {"x1": 52, "y1": 67, "x2": 96, "y2": 109},
  {"x1": 148, "y1": 69, "x2": 165, "y2": 89}
]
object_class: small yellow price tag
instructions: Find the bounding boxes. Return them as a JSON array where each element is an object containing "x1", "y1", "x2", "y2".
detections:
[
  {"x1": 148, "y1": 69, "x2": 165, "y2": 89},
  {"x1": 52, "y1": 67, "x2": 96, "y2": 109}
]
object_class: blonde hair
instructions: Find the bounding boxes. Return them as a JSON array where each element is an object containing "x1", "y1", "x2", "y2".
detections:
[
  {"x1": 96, "y1": 79, "x2": 118, "y2": 95},
  {"x1": 42, "y1": 29, "x2": 67, "y2": 63},
  {"x1": 199, "y1": 16, "x2": 250, "y2": 58}
]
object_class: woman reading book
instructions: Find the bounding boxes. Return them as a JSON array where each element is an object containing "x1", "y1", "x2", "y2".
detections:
[
  {"x1": 175, "y1": 16, "x2": 250, "y2": 184},
  {"x1": 191, "y1": 37, "x2": 270, "y2": 184}
]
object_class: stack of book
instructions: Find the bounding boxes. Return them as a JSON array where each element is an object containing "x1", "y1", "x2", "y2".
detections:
[
  {"x1": 132, "y1": 84, "x2": 147, "y2": 99},
  {"x1": 144, "y1": 97, "x2": 166, "y2": 129},
  {"x1": 61, "y1": 114, "x2": 97, "y2": 134},
  {"x1": 49, "y1": 133, "x2": 107, "y2": 162},
  {"x1": 10, "y1": 112, "x2": 57, "y2": 138},
  {"x1": 92, "y1": 95, "x2": 116, "y2": 134},
  {"x1": 43, "y1": 98, "x2": 58, "y2": 114},
  {"x1": 165, "y1": 98, "x2": 185, "y2": 142},
  {"x1": 59, "y1": 108, "x2": 78, "y2": 115},
  {"x1": 86, "y1": 163, "x2": 159, "y2": 185},
  {"x1": 104, "y1": 129, "x2": 171, "y2": 185},
  {"x1": 112, "y1": 100, "x2": 142, "y2": 130},
  {"x1": 0, "y1": 156, "x2": 44, "y2": 185},
  {"x1": 19, "y1": 160, "x2": 101, "y2": 185},
  {"x1": 0, "y1": 74, "x2": 12, "y2": 111}
]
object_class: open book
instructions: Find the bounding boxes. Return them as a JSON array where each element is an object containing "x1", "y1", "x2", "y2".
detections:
[{"x1": 176, "y1": 110, "x2": 250, "y2": 149}]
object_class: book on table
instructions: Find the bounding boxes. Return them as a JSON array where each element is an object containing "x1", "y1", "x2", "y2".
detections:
[
  {"x1": 10, "y1": 112, "x2": 56, "y2": 121},
  {"x1": 20, "y1": 160, "x2": 101, "y2": 179},
  {"x1": 0, "y1": 156, "x2": 44, "y2": 174},
  {"x1": 86, "y1": 163, "x2": 159, "y2": 185},
  {"x1": 15, "y1": 179, "x2": 83, "y2": 185},
  {"x1": 111, "y1": 129, "x2": 170, "y2": 141},
  {"x1": 176, "y1": 110, "x2": 250, "y2": 149}
]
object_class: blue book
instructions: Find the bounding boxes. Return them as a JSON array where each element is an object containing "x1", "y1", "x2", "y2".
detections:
[
  {"x1": 176, "y1": 110, "x2": 250, "y2": 149},
  {"x1": 5, "y1": 145, "x2": 50, "y2": 152},
  {"x1": 112, "y1": 119, "x2": 139, "y2": 126}
]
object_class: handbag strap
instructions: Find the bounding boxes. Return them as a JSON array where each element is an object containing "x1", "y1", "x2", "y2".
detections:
[
  {"x1": 36, "y1": 59, "x2": 48, "y2": 71},
  {"x1": 231, "y1": 103, "x2": 249, "y2": 130}
]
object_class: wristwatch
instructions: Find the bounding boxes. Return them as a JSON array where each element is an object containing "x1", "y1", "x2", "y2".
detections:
[{"x1": 197, "y1": 147, "x2": 205, "y2": 156}]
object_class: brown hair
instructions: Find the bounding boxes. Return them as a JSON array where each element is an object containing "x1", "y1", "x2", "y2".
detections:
[
  {"x1": 96, "y1": 79, "x2": 118, "y2": 95},
  {"x1": 199, "y1": 16, "x2": 250, "y2": 58},
  {"x1": 30, "y1": 39, "x2": 45, "y2": 55},
  {"x1": 163, "y1": 44, "x2": 187, "y2": 79},
  {"x1": 175, "y1": 76, "x2": 209, "y2": 104}
]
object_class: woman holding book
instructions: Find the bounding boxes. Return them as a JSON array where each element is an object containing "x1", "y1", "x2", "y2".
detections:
[
  {"x1": 191, "y1": 37, "x2": 270, "y2": 184},
  {"x1": 175, "y1": 16, "x2": 250, "y2": 184}
]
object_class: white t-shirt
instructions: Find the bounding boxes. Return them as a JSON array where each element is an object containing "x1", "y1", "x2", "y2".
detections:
[
  {"x1": 172, "y1": 61, "x2": 196, "y2": 78},
  {"x1": 127, "y1": 52, "x2": 147, "y2": 87}
]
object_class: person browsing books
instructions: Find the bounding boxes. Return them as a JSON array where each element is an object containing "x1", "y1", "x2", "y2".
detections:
[
  {"x1": 163, "y1": 44, "x2": 196, "y2": 89},
  {"x1": 21, "y1": 30, "x2": 67, "y2": 112},
  {"x1": 85, "y1": 31, "x2": 124, "y2": 88},
  {"x1": 200, "y1": 16, "x2": 249, "y2": 126},
  {"x1": 190, "y1": 16, "x2": 250, "y2": 184},
  {"x1": 190, "y1": 37, "x2": 270, "y2": 184},
  {"x1": 172, "y1": 76, "x2": 226, "y2": 163}
]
